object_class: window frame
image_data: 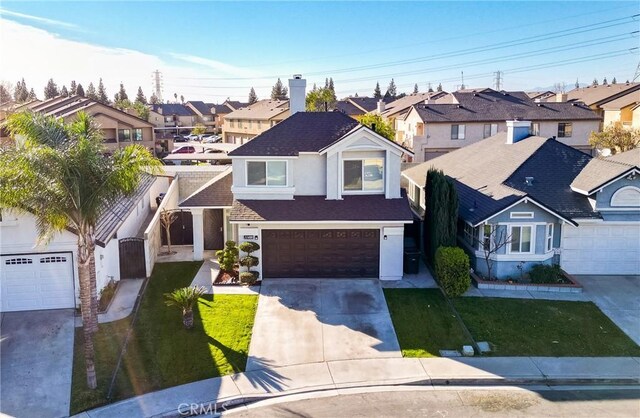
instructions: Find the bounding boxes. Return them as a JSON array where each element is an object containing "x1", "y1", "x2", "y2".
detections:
[
  {"x1": 342, "y1": 157, "x2": 385, "y2": 194},
  {"x1": 558, "y1": 122, "x2": 573, "y2": 138},
  {"x1": 133, "y1": 128, "x2": 143, "y2": 141},
  {"x1": 451, "y1": 124, "x2": 466, "y2": 140},
  {"x1": 483, "y1": 123, "x2": 498, "y2": 139},
  {"x1": 545, "y1": 223, "x2": 554, "y2": 253},
  {"x1": 118, "y1": 128, "x2": 131, "y2": 142},
  {"x1": 531, "y1": 122, "x2": 540, "y2": 136},
  {"x1": 245, "y1": 160, "x2": 288, "y2": 187},
  {"x1": 507, "y1": 224, "x2": 535, "y2": 254},
  {"x1": 510, "y1": 211, "x2": 534, "y2": 219}
]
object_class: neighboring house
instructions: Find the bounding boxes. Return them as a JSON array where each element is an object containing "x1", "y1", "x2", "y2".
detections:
[
  {"x1": 222, "y1": 99, "x2": 289, "y2": 144},
  {"x1": 222, "y1": 111, "x2": 415, "y2": 280},
  {"x1": 185, "y1": 101, "x2": 218, "y2": 133},
  {"x1": 402, "y1": 120, "x2": 640, "y2": 279},
  {"x1": 0, "y1": 96, "x2": 156, "y2": 153},
  {"x1": 400, "y1": 88, "x2": 601, "y2": 162},
  {"x1": 335, "y1": 96, "x2": 389, "y2": 118},
  {"x1": 149, "y1": 103, "x2": 197, "y2": 142},
  {"x1": 211, "y1": 100, "x2": 247, "y2": 133},
  {"x1": 564, "y1": 82, "x2": 640, "y2": 119},
  {"x1": 601, "y1": 92, "x2": 640, "y2": 129},
  {"x1": 526, "y1": 91, "x2": 556, "y2": 101},
  {"x1": 0, "y1": 174, "x2": 170, "y2": 312},
  {"x1": 379, "y1": 92, "x2": 449, "y2": 134}
]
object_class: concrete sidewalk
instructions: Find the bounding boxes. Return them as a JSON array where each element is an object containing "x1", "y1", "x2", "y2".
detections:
[{"x1": 75, "y1": 356, "x2": 640, "y2": 417}]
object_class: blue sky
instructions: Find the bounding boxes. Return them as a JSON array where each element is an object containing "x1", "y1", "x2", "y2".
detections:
[{"x1": 0, "y1": 1, "x2": 638, "y2": 101}]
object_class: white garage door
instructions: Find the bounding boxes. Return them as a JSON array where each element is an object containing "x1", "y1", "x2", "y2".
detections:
[
  {"x1": 561, "y1": 223, "x2": 640, "y2": 275},
  {"x1": 1, "y1": 253, "x2": 76, "y2": 312}
]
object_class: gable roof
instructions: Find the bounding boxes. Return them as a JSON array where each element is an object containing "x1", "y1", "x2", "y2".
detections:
[
  {"x1": 410, "y1": 90, "x2": 599, "y2": 123},
  {"x1": 570, "y1": 148, "x2": 640, "y2": 195},
  {"x1": 187, "y1": 101, "x2": 215, "y2": 116},
  {"x1": 151, "y1": 103, "x2": 195, "y2": 116},
  {"x1": 600, "y1": 90, "x2": 640, "y2": 110},
  {"x1": 335, "y1": 100, "x2": 367, "y2": 116},
  {"x1": 228, "y1": 111, "x2": 359, "y2": 157},
  {"x1": 402, "y1": 133, "x2": 596, "y2": 224},
  {"x1": 94, "y1": 174, "x2": 156, "y2": 246},
  {"x1": 179, "y1": 169, "x2": 233, "y2": 207},
  {"x1": 566, "y1": 83, "x2": 640, "y2": 107},
  {"x1": 224, "y1": 100, "x2": 248, "y2": 110},
  {"x1": 212, "y1": 103, "x2": 233, "y2": 114},
  {"x1": 380, "y1": 92, "x2": 447, "y2": 118},
  {"x1": 224, "y1": 99, "x2": 288, "y2": 121}
]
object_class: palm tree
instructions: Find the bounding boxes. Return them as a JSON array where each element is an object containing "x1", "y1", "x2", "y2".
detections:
[
  {"x1": 0, "y1": 111, "x2": 161, "y2": 389},
  {"x1": 164, "y1": 286, "x2": 207, "y2": 329}
]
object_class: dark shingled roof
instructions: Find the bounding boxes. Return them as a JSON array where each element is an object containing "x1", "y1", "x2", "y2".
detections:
[
  {"x1": 212, "y1": 103, "x2": 233, "y2": 114},
  {"x1": 94, "y1": 174, "x2": 156, "y2": 246},
  {"x1": 412, "y1": 90, "x2": 600, "y2": 123},
  {"x1": 224, "y1": 100, "x2": 248, "y2": 110},
  {"x1": 179, "y1": 170, "x2": 233, "y2": 207},
  {"x1": 230, "y1": 192, "x2": 414, "y2": 222},
  {"x1": 228, "y1": 111, "x2": 360, "y2": 157},
  {"x1": 335, "y1": 100, "x2": 366, "y2": 116},
  {"x1": 151, "y1": 103, "x2": 195, "y2": 116},
  {"x1": 188, "y1": 101, "x2": 215, "y2": 115}
]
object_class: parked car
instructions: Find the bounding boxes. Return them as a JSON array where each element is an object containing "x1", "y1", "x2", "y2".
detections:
[
  {"x1": 172, "y1": 146, "x2": 196, "y2": 154},
  {"x1": 185, "y1": 134, "x2": 200, "y2": 142},
  {"x1": 173, "y1": 135, "x2": 188, "y2": 143},
  {"x1": 201, "y1": 135, "x2": 221, "y2": 143}
]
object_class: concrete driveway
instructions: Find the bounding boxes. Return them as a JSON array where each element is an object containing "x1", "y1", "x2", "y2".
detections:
[
  {"x1": 1, "y1": 309, "x2": 75, "y2": 418},
  {"x1": 246, "y1": 279, "x2": 401, "y2": 371},
  {"x1": 577, "y1": 275, "x2": 640, "y2": 346}
]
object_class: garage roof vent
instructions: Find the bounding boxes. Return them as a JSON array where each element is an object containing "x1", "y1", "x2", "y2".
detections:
[{"x1": 525, "y1": 176, "x2": 534, "y2": 186}]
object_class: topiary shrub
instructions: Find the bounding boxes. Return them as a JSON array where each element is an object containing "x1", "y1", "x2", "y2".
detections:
[
  {"x1": 239, "y1": 271, "x2": 259, "y2": 286},
  {"x1": 238, "y1": 241, "x2": 260, "y2": 254},
  {"x1": 529, "y1": 263, "x2": 565, "y2": 284},
  {"x1": 435, "y1": 246, "x2": 471, "y2": 297},
  {"x1": 216, "y1": 241, "x2": 238, "y2": 272}
]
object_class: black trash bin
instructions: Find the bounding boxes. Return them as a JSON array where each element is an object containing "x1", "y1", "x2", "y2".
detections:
[{"x1": 403, "y1": 249, "x2": 420, "y2": 274}]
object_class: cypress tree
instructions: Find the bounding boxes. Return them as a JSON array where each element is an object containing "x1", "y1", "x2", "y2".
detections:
[
  {"x1": 386, "y1": 78, "x2": 397, "y2": 99},
  {"x1": 436, "y1": 83, "x2": 443, "y2": 92},
  {"x1": 28, "y1": 88, "x2": 37, "y2": 101},
  {"x1": 70, "y1": 80, "x2": 77, "y2": 95},
  {"x1": 271, "y1": 78, "x2": 288, "y2": 100},
  {"x1": 60, "y1": 85, "x2": 69, "y2": 97},
  {"x1": 373, "y1": 82, "x2": 382, "y2": 99},
  {"x1": 86, "y1": 82, "x2": 97, "y2": 100},
  {"x1": 248, "y1": 87, "x2": 258, "y2": 104},
  {"x1": 114, "y1": 83, "x2": 128, "y2": 102},
  {"x1": 97, "y1": 78, "x2": 109, "y2": 104},
  {"x1": 76, "y1": 84, "x2": 85, "y2": 97},
  {"x1": 135, "y1": 86, "x2": 147, "y2": 104},
  {"x1": 413, "y1": 83, "x2": 419, "y2": 94},
  {"x1": 423, "y1": 168, "x2": 459, "y2": 265}
]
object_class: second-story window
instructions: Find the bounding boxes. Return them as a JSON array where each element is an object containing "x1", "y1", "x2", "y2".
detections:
[
  {"x1": 558, "y1": 122, "x2": 572, "y2": 137},
  {"x1": 247, "y1": 161, "x2": 287, "y2": 186},
  {"x1": 118, "y1": 129, "x2": 131, "y2": 141},
  {"x1": 451, "y1": 124, "x2": 465, "y2": 140},
  {"x1": 343, "y1": 158, "x2": 384, "y2": 192}
]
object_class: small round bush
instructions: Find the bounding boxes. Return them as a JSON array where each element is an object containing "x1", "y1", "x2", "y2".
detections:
[
  {"x1": 435, "y1": 246, "x2": 471, "y2": 297},
  {"x1": 239, "y1": 241, "x2": 260, "y2": 254},
  {"x1": 239, "y1": 271, "x2": 258, "y2": 285}
]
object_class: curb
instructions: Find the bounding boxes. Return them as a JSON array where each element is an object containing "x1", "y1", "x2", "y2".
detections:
[{"x1": 142, "y1": 376, "x2": 640, "y2": 418}]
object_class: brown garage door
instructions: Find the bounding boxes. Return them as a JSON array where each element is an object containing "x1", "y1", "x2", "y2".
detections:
[{"x1": 262, "y1": 229, "x2": 380, "y2": 278}]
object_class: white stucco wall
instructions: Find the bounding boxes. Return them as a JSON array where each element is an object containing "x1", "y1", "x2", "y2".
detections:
[
  {"x1": 293, "y1": 154, "x2": 326, "y2": 195},
  {"x1": 144, "y1": 178, "x2": 180, "y2": 276}
]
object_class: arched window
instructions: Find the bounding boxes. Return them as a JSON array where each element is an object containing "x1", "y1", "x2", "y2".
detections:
[{"x1": 610, "y1": 186, "x2": 640, "y2": 207}]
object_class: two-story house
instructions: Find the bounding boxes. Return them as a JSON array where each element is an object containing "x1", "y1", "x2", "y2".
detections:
[
  {"x1": 400, "y1": 88, "x2": 601, "y2": 162},
  {"x1": 402, "y1": 120, "x2": 640, "y2": 279},
  {"x1": 222, "y1": 99, "x2": 290, "y2": 144},
  {"x1": 564, "y1": 82, "x2": 640, "y2": 119}
]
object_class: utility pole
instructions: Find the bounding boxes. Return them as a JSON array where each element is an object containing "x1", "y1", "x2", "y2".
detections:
[
  {"x1": 152, "y1": 70, "x2": 163, "y2": 102},
  {"x1": 493, "y1": 70, "x2": 503, "y2": 90}
]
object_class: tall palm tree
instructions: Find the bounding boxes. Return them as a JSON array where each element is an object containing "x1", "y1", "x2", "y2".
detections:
[{"x1": 0, "y1": 111, "x2": 161, "y2": 389}]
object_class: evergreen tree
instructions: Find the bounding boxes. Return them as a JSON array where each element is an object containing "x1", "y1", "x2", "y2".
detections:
[
  {"x1": 70, "y1": 80, "x2": 77, "y2": 95},
  {"x1": 0, "y1": 84, "x2": 11, "y2": 103},
  {"x1": 413, "y1": 83, "x2": 419, "y2": 94},
  {"x1": 373, "y1": 82, "x2": 382, "y2": 99},
  {"x1": 248, "y1": 87, "x2": 258, "y2": 104},
  {"x1": 44, "y1": 78, "x2": 59, "y2": 99},
  {"x1": 60, "y1": 85, "x2": 69, "y2": 97},
  {"x1": 135, "y1": 86, "x2": 147, "y2": 104},
  {"x1": 97, "y1": 78, "x2": 109, "y2": 104},
  {"x1": 603, "y1": 77, "x2": 608, "y2": 85},
  {"x1": 149, "y1": 92, "x2": 159, "y2": 104},
  {"x1": 86, "y1": 82, "x2": 97, "y2": 100},
  {"x1": 76, "y1": 83, "x2": 85, "y2": 97},
  {"x1": 626, "y1": 80, "x2": 630, "y2": 84},
  {"x1": 592, "y1": 78, "x2": 599, "y2": 87},
  {"x1": 28, "y1": 88, "x2": 37, "y2": 101},
  {"x1": 271, "y1": 78, "x2": 288, "y2": 100},
  {"x1": 114, "y1": 83, "x2": 128, "y2": 102},
  {"x1": 180, "y1": 94, "x2": 184, "y2": 104},
  {"x1": 324, "y1": 78, "x2": 329, "y2": 89},
  {"x1": 612, "y1": 77, "x2": 617, "y2": 84},
  {"x1": 436, "y1": 83, "x2": 443, "y2": 92},
  {"x1": 173, "y1": 93, "x2": 178, "y2": 103},
  {"x1": 328, "y1": 77, "x2": 335, "y2": 93},
  {"x1": 386, "y1": 78, "x2": 397, "y2": 99},
  {"x1": 423, "y1": 168, "x2": 459, "y2": 266},
  {"x1": 14, "y1": 78, "x2": 29, "y2": 102},
  {"x1": 428, "y1": 83, "x2": 434, "y2": 93}
]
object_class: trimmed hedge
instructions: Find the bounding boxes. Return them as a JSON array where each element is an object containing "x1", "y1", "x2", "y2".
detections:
[
  {"x1": 435, "y1": 246, "x2": 471, "y2": 297},
  {"x1": 529, "y1": 263, "x2": 564, "y2": 284}
]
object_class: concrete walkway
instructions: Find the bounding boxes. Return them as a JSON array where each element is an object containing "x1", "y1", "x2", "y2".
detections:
[
  {"x1": 74, "y1": 279, "x2": 143, "y2": 327},
  {"x1": 75, "y1": 356, "x2": 640, "y2": 418}
]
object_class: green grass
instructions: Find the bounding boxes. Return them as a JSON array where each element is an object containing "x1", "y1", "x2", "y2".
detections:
[
  {"x1": 453, "y1": 297, "x2": 640, "y2": 357},
  {"x1": 383, "y1": 289, "x2": 471, "y2": 357},
  {"x1": 70, "y1": 261, "x2": 258, "y2": 414}
]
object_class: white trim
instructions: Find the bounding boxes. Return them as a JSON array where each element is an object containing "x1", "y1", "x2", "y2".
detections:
[
  {"x1": 572, "y1": 218, "x2": 640, "y2": 225},
  {"x1": 506, "y1": 224, "x2": 535, "y2": 255},
  {"x1": 610, "y1": 185, "x2": 640, "y2": 207},
  {"x1": 473, "y1": 196, "x2": 577, "y2": 227},
  {"x1": 510, "y1": 211, "x2": 534, "y2": 219},
  {"x1": 231, "y1": 186, "x2": 295, "y2": 195},
  {"x1": 245, "y1": 159, "x2": 289, "y2": 187},
  {"x1": 496, "y1": 221, "x2": 548, "y2": 226},
  {"x1": 545, "y1": 223, "x2": 554, "y2": 253},
  {"x1": 473, "y1": 251, "x2": 553, "y2": 262},
  {"x1": 596, "y1": 207, "x2": 640, "y2": 212},
  {"x1": 320, "y1": 125, "x2": 414, "y2": 156},
  {"x1": 229, "y1": 220, "x2": 411, "y2": 225},
  {"x1": 571, "y1": 168, "x2": 640, "y2": 196},
  {"x1": 341, "y1": 157, "x2": 385, "y2": 194}
]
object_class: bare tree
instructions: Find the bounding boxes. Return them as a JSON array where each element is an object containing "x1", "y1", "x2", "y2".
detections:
[
  {"x1": 160, "y1": 209, "x2": 178, "y2": 255},
  {"x1": 478, "y1": 224, "x2": 513, "y2": 280}
]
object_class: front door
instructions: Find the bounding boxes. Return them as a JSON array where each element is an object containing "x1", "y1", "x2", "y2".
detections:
[{"x1": 204, "y1": 209, "x2": 225, "y2": 250}]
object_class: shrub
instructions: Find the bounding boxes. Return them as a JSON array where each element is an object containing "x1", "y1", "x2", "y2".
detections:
[
  {"x1": 239, "y1": 271, "x2": 258, "y2": 285},
  {"x1": 216, "y1": 241, "x2": 238, "y2": 272},
  {"x1": 238, "y1": 241, "x2": 260, "y2": 254},
  {"x1": 435, "y1": 246, "x2": 470, "y2": 297},
  {"x1": 529, "y1": 263, "x2": 564, "y2": 284}
]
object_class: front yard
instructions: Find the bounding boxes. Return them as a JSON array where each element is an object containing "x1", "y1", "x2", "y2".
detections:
[
  {"x1": 385, "y1": 289, "x2": 640, "y2": 358},
  {"x1": 71, "y1": 262, "x2": 258, "y2": 414}
]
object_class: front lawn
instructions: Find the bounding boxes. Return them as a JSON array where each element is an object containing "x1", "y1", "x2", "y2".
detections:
[
  {"x1": 71, "y1": 261, "x2": 258, "y2": 414},
  {"x1": 453, "y1": 297, "x2": 640, "y2": 357},
  {"x1": 384, "y1": 289, "x2": 471, "y2": 357}
]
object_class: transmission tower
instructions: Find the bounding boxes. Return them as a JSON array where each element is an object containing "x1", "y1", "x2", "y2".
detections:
[
  {"x1": 152, "y1": 70, "x2": 163, "y2": 102},
  {"x1": 633, "y1": 61, "x2": 640, "y2": 82},
  {"x1": 493, "y1": 71, "x2": 503, "y2": 90}
]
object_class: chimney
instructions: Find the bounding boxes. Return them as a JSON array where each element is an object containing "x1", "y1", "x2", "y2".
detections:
[
  {"x1": 506, "y1": 120, "x2": 532, "y2": 144},
  {"x1": 288, "y1": 74, "x2": 306, "y2": 114},
  {"x1": 555, "y1": 92, "x2": 567, "y2": 102},
  {"x1": 424, "y1": 98, "x2": 436, "y2": 105},
  {"x1": 377, "y1": 99, "x2": 386, "y2": 113}
]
